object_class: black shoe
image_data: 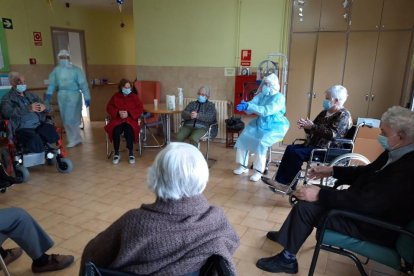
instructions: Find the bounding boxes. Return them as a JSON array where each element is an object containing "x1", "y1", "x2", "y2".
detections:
[
  {"x1": 266, "y1": 231, "x2": 279, "y2": 242},
  {"x1": 256, "y1": 254, "x2": 298, "y2": 274}
]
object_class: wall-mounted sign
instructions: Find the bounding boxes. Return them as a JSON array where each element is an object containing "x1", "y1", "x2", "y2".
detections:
[
  {"x1": 33, "y1": 32, "x2": 42, "y2": 46},
  {"x1": 2, "y1": 18, "x2": 13, "y2": 30},
  {"x1": 241, "y1": 49, "x2": 252, "y2": 66}
]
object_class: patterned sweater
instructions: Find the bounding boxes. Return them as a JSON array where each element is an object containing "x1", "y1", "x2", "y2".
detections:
[
  {"x1": 80, "y1": 195, "x2": 239, "y2": 276},
  {"x1": 182, "y1": 101, "x2": 217, "y2": 138},
  {"x1": 305, "y1": 108, "x2": 352, "y2": 148}
]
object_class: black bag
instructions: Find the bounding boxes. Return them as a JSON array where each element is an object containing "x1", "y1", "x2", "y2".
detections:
[{"x1": 225, "y1": 117, "x2": 245, "y2": 131}]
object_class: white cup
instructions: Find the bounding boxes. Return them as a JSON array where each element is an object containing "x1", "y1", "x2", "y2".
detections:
[{"x1": 153, "y1": 99, "x2": 158, "y2": 108}]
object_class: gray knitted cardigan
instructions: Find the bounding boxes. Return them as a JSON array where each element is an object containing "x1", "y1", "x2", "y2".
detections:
[
  {"x1": 182, "y1": 101, "x2": 218, "y2": 138},
  {"x1": 80, "y1": 195, "x2": 239, "y2": 275}
]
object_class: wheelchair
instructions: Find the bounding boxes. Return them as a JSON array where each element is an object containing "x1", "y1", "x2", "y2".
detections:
[
  {"x1": 264, "y1": 123, "x2": 371, "y2": 205},
  {"x1": 0, "y1": 119, "x2": 73, "y2": 183},
  {"x1": 105, "y1": 116, "x2": 143, "y2": 159}
]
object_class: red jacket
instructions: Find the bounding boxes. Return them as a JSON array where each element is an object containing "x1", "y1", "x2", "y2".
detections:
[{"x1": 104, "y1": 92, "x2": 143, "y2": 142}]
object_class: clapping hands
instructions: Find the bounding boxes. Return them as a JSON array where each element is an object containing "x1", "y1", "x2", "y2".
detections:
[
  {"x1": 30, "y1": 102, "x2": 46, "y2": 113},
  {"x1": 236, "y1": 101, "x2": 248, "y2": 112},
  {"x1": 297, "y1": 118, "x2": 314, "y2": 129}
]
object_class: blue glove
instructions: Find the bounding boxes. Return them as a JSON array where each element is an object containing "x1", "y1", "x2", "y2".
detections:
[
  {"x1": 85, "y1": 99, "x2": 90, "y2": 108},
  {"x1": 236, "y1": 102, "x2": 248, "y2": 112},
  {"x1": 45, "y1": 94, "x2": 52, "y2": 103}
]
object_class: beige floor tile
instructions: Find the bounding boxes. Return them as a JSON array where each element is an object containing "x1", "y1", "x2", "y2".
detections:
[{"x1": 0, "y1": 122, "x2": 400, "y2": 276}]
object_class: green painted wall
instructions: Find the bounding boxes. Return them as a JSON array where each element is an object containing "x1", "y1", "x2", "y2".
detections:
[
  {"x1": 134, "y1": 0, "x2": 289, "y2": 67},
  {"x1": 0, "y1": 0, "x2": 135, "y2": 65}
]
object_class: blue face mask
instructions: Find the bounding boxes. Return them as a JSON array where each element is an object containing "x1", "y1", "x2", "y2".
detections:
[
  {"x1": 262, "y1": 85, "x2": 271, "y2": 95},
  {"x1": 323, "y1": 99, "x2": 332, "y2": 110},
  {"x1": 16, "y1": 84, "x2": 27, "y2": 93},
  {"x1": 122, "y1": 88, "x2": 132, "y2": 95},
  {"x1": 377, "y1": 135, "x2": 390, "y2": 150},
  {"x1": 59, "y1": 59, "x2": 70, "y2": 66},
  {"x1": 198, "y1": 95, "x2": 207, "y2": 103}
]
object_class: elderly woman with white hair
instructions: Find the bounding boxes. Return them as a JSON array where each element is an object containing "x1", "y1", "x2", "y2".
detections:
[
  {"x1": 262, "y1": 84, "x2": 352, "y2": 190},
  {"x1": 176, "y1": 86, "x2": 217, "y2": 146},
  {"x1": 80, "y1": 142, "x2": 239, "y2": 275},
  {"x1": 45, "y1": 49, "x2": 90, "y2": 148},
  {"x1": 233, "y1": 73, "x2": 290, "y2": 182}
]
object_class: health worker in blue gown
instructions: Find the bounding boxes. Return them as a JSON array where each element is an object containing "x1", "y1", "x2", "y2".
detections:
[
  {"x1": 233, "y1": 73, "x2": 290, "y2": 182},
  {"x1": 45, "y1": 49, "x2": 90, "y2": 148}
]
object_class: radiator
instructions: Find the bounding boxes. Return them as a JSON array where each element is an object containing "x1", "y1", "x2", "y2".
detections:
[{"x1": 173, "y1": 98, "x2": 229, "y2": 140}]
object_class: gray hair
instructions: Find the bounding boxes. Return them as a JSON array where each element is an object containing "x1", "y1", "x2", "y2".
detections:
[
  {"x1": 326, "y1": 85, "x2": 348, "y2": 107},
  {"x1": 8, "y1": 72, "x2": 22, "y2": 85},
  {"x1": 381, "y1": 106, "x2": 414, "y2": 142},
  {"x1": 199, "y1": 86, "x2": 211, "y2": 98},
  {"x1": 147, "y1": 142, "x2": 209, "y2": 200}
]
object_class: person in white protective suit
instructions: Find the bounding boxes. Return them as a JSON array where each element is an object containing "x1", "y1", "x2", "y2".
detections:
[
  {"x1": 45, "y1": 49, "x2": 90, "y2": 148},
  {"x1": 233, "y1": 73, "x2": 289, "y2": 182}
]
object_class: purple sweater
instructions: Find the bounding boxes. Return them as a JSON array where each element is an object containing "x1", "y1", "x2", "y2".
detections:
[{"x1": 80, "y1": 195, "x2": 240, "y2": 275}]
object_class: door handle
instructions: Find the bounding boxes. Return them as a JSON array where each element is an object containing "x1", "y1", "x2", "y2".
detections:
[
  {"x1": 312, "y1": 92, "x2": 316, "y2": 99},
  {"x1": 365, "y1": 94, "x2": 369, "y2": 101},
  {"x1": 371, "y1": 94, "x2": 375, "y2": 101}
]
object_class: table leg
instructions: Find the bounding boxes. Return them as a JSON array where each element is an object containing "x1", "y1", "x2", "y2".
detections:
[{"x1": 165, "y1": 114, "x2": 171, "y2": 144}]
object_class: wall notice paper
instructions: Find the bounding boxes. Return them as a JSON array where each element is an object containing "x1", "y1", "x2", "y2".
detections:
[{"x1": 166, "y1": 95, "x2": 176, "y2": 110}]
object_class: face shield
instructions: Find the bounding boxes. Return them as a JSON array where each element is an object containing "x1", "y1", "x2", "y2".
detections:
[{"x1": 258, "y1": 73, "x2": 280, "y2": 96}]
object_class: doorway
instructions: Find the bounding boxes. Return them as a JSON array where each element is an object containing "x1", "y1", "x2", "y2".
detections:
[{"x1": 50, "y1": 27, "x2": 89, "y2": 118}]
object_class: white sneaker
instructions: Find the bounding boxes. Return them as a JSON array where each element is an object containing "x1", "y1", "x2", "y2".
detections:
[
  {"x1": 233, "y1": 166, "x2": 248, "y2": 175},
  {"x1": 250, "y1": 171, "x2": 262, "y2": 182},
  {"x1": 112, "y1": 155, "x2": 120, "y2": 165},
  {"x1": 128, "y1": 155, "x2": 135, "y2": 164}
]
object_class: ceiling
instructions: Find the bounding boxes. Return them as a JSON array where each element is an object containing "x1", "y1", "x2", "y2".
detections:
[{"x1": 53, "y1": 0, "x2": 133, "y2": 14}]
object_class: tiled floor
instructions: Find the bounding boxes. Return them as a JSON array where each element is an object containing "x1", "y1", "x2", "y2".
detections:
[{"x1": 0, "y1": 121, "x2": 401, "y2": 275}]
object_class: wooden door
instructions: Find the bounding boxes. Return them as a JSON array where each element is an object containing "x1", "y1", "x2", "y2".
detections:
[
  {"x1": 381, "y1": 0, "x2": 414, "y2": 30},
  {"x1": 291, "y1": 0, "x2": 322, "y2": 32},
  {"x1": 343, "y1": 32, "x2": 379, "y2": 120},
  {"x1": 319, "y1": 0, "x2": 349, "y2": 31},
  {"x1": 284, "y1": 33, "x2": 318, "y2": 143},
  {"x1": 368, "y1": 31, "x2": 412, "y2": 118},
  {"x1": 349, "y1": 0, "x2": 383, "y2": 31},
  {"x1": 310, "y1": 32, "x2": 347, "y2": 120}
]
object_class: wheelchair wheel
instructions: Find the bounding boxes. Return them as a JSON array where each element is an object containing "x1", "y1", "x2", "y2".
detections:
[
  {"x1": 323, "y1": 153, "x2": 370, "y2": 187},
  {"x1": 14, "y1": 164, "x2": 29, "y2": 182},
  {"x1": 56, "y1": 158, "x2": 73, "y2": 173}
]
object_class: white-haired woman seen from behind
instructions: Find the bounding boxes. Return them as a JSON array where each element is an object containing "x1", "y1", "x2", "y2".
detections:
[
  {"x1": 80, "y1": 142, "x2": 240, "y2": 275},
  {"x1": 262, "y1": 85, "x2": 352, "y2": 193}
]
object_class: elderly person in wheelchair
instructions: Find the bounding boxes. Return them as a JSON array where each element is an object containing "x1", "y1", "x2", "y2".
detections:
[
  {"x1": 80, "y1": 142, "x2": 239, "y2": 275},
  {"x1": 176, "y1": 86, "x2": 217, "y2": 147},
  {"x1": 256, "y1": 106, "x2": 414, "y2": 274},
  {"x1": 262, "y1": 84, "x2": 352, "y2": 192},
  {"x1": 104, "y1": 78, "x2": 144, "y2": 165},
  {"x1": 0, "y1": 72, "x2": 59, "y2": 153},
  {"x1": 233, "y1": 73, "x2": 289, "y2": 182}
]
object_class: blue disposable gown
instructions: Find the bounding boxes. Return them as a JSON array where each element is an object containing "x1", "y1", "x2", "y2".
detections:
[
  {"x1": 46, "y1": 65, "x2": 90, "y2": 126},
  {"x1": 235, "y1": 92, "x2": 289, "y2": 155}
]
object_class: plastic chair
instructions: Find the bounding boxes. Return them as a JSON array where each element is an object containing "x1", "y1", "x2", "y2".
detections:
[{"x1": 309, "y1": 210, "x2": 414, "y2": 276}]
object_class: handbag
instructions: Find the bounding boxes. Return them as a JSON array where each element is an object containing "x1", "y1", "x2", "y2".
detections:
[{"x1": 225, "y1": 117, "x2": 244, "y2": 131}]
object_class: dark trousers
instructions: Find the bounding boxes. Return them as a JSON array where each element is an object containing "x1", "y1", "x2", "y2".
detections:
[
  {"x1": 276, "y1": 201, "x2": 395, "y2": 254},
  {"x1": 112, "y1": 122, "x2": 134, "y2": 154},
  {"x1": 275, "y1": 144, "x2": 315, "y2": 184},
  {"x1": 15, "y1": 123, "x2": 59, "y2": 153}
]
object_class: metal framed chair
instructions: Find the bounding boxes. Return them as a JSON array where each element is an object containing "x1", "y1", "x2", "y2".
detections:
[
  {"x1": 105, "y1": 116, "x2": 142, "y2": 159},
  {"x1": 83, "y1": 254, "x2": 233, "y2": 276},
  {"x1": 309, "y1": 210, "x2": 414, "y2": 276},
  {"x1": 0, "y1": 255, "x2": 11, "y2": 276}
]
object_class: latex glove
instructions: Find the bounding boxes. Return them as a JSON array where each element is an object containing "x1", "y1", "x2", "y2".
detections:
[
  {"x1": 85, "y1": 99, "x2": 90, "y2": 108},
  {"x1": 44, "y1": 94, "x2": 52, "y2": 104},
  {"x1": 236, "y1": 102, "x2": 248, "y2": 112}
]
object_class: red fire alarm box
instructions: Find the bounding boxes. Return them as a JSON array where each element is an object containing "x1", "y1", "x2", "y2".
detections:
[{"x1": 234, "y1": 74, "x2": 259, "y2": 115}]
